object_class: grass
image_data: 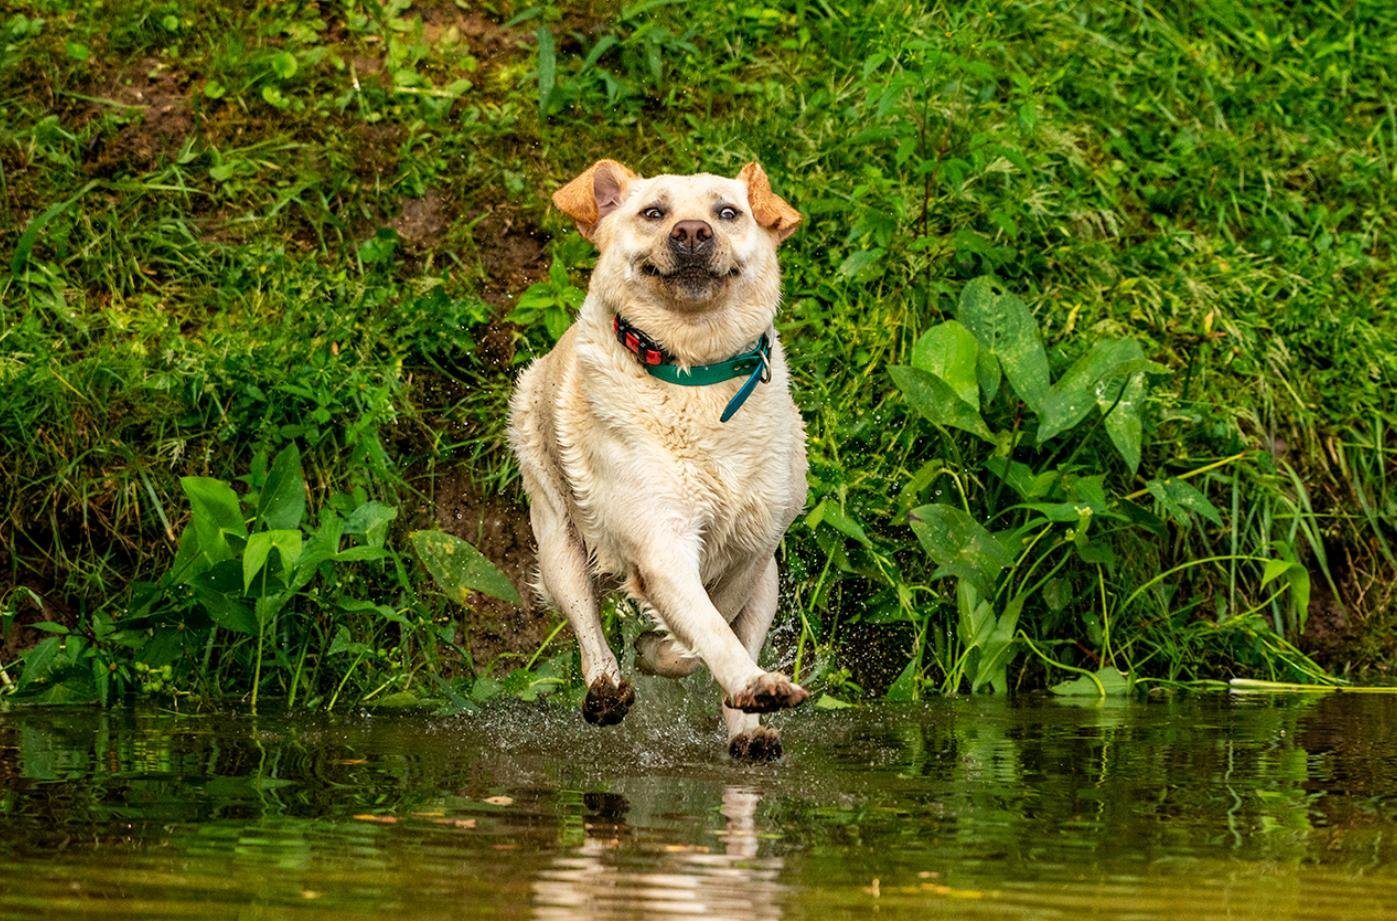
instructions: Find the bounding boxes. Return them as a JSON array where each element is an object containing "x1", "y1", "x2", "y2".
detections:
[{"x1": 1, "y1": 0, "x2": 1393, "y2": 707}]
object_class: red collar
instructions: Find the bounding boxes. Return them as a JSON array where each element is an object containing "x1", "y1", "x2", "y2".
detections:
[{"x1": 612, "y1": 314, "x2": 669, "y2": 366}]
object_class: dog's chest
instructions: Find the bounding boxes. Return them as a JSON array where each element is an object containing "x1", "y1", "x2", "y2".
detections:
[{"x1": 635, "y1": 387, "x2": 797, "y2": 549}]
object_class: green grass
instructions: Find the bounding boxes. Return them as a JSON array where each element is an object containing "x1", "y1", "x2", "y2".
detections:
[{"x1": 1, "y1": 0, "x2": 1393, "y2": 707}]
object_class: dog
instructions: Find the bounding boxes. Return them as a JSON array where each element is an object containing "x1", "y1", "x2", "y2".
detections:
[{"x1": 508, "y1": 160, "x2": 808, "y2": 760}]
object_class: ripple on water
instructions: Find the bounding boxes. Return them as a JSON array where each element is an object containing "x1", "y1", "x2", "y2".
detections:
[{"x1": 2, "y1": 694, "x2": 1396, "y2": 920}]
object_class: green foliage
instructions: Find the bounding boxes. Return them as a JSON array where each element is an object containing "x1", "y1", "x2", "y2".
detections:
[
  {"x1": 889, "y1": 277, "x2": 1323, "y2": 696},
  {"x1": 5, "y1": 443, "x2": 503, "y2": 710},
  {"x1": 2, "y1": 0, "x2": 1394, "y2": 706},
  {"x1": 411, "y1": 530, "x2": 522, "y2": 607}
]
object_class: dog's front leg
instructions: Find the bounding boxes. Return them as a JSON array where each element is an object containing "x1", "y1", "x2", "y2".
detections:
[
  {"x1": 721, "y1": 558, "x2": 788, "y2": 761},
  {"x1": 631, "y1": 538, "x2": 806, "y2": 717},
  {"x1": 531, "y1": 502, "x2": 634, "y2": 726}
]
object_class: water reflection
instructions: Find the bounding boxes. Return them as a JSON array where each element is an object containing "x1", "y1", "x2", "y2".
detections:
[
  {"x1": 1, "y1": 695, "x2": 1396, "y2": 920},
  {"x1": 533, "y1": 786, "x2": 783, "y2": 920}
]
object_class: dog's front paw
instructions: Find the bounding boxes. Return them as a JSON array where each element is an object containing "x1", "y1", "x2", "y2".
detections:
[
  {"x1": 724, "y1": 672, "x2": 809, "y2": 714},
  {"x1": 728, "y1": 725, "x2": 783, "y2": 762},
  {"x1": 582, "y1": 676, "x2": 635, "y2": 726}
]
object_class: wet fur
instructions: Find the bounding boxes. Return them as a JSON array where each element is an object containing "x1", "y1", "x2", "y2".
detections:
[{"x1": 508, "y1": 162, "x2": 808, "y2": 758}]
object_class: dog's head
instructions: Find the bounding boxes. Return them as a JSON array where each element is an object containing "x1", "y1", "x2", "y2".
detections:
[{"x1": 552, "y1": 161, "x2": 800, "y2": 313}]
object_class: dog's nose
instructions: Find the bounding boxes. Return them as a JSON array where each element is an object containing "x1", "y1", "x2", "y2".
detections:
[{"x1": 669, "y1": 220, "x2": 714, "y2": 255}]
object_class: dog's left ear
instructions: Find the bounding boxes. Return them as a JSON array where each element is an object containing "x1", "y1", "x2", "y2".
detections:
[
  {"x1": 738, "y1": 162, "x2": 801, "y2": 243},
  {"x1": 553, "y1": 159, "x2": 637, "y2": 241}
]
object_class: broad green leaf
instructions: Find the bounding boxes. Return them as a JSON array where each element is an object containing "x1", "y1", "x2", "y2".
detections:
[
  {"x1": 411, "y1": 530, "x2": 521, "y2": 605},
  {"x1": 984, "y1": 456, "x2": 1055, "y2": 500},
  {"x1": 1073, "y1": 535, "x2": 1116, "y2": 567},
  {"x1": 243, "y1": 529, "x2": 303, "y2": 591},
  {"x1": 890, "y1": 365, "x2": 994, "y2": 443},
  {"x1": 1067, "y1": 475, "x2": 1111, "y2": 514},
  {"x1": 908, "y1": 504, "x2": 1012, "y2": 596},
  {"x1": 1095, "y1": 370, "x2": 1146, "y2": 474},
  {"x1": 975, "y1": 348, "x2": 1002, "y2": 404},
  {"x1": 973, "y1": 593, "x2": 1025, "y2": 694},
  {"x1": 814, "y1": 693, "x2": 854, "y2": 710},
  {"x1": 16, "y1": 670, "x2": 100, "y2": 705},
  {"x1": 193, "y1": 589, "x2": 256, "y2": 635},
  {"x1": 16, "y1": 637, "x2": 62, "y2": 691},
  {"x1": 884, "y1": 657, "x2": 920, "y2": 702},
  {"x1": 1017, "y1": 502, "x2": 1087, "y2": 523},
  {"x1": 1146, "y1": 477, "x2": 1224, "y2": 528},
  {"x1": 910, "y1": 321, "x2": 980, "y2": 408},
  {"x1": 170, "y1": 517, "x2": 206, "y2": 583},
  {"x1": 956, "y1": 277, "x2": 1050, "y2": 413},
  {"x1": 837, "y1": 247, "x2": 884, "y2": 279},
  {"x1": 181, "y1": 477, "x2": 246, "y2": 564},
  {"x1": 1043, "y1": 577, "x2": 1072, "y2": 613},
  {"x1": 956, "y1": 580, "x2": 995, "y2": 650},
  {"x1": 1037, "y1": 339, "x2": 1160, "y2": 444},
  {"x1": 807, "y1": 498, "x2": 871, "y2": 546},
  {"x1": 295, "y1": 512, "x2": 347, "y2": 587},
  {"x1": 254, "y1": 594, "x2": 288, "y2": 626},
  {"x1": 329, "y1": 625, "x2": 368, "y2": 657},
  {"x1": 345, "y1": 501, "x2": 397, "y2": 547},
  {"x1": 1050, "y1": 667, "x2": 1132, "y2": 698},
  {"x1": 257, "y1": 443, "x2": 305, "y2": 530},
  {"x1": 139, "y1": 629, "x2": 184, "y2": 667},
  {"x1": 333, "y1": 545, "x2": 388, "y2": 562},
  {"x1": 1261, "y1": 558, "x2": 1311, "y2": 620}
]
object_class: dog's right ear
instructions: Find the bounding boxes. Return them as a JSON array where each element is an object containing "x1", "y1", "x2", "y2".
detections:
[{"x1": 553, "y1": 159, "x2": 637, "y2": 241}]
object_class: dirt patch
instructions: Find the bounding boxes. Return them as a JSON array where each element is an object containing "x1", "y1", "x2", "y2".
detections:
[
  {"x1": 476, "y1": 212, "x2": 550, "y2": 304},
  {"x1": 391, "y1": 191, "x2": 451, "y2": 248},
  {"x1": 347, "y1": 121, "x2": 406, "y2": 182},
  {"x1": 84, "y1": 58, "x2": 194, "y2": 177},
  {"x1": 1300, "y1": 539, "x2": 1397, "y2": 677},
  {"x1": 431, "y1": 469, "x2": 551, "y2": 674},
  {"x1": 466, "y1": 211, "x2": 552, "y2": 369},
  {"x1": 417, "y1": 4, "x2": 526, "y2": 62}
]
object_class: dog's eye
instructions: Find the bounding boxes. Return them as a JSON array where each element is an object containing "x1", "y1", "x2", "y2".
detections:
[
  {"x1": 716, "y1": 206, "x2": 740, "y2": 221},
  {"x1": 641, "y1": 207, "x2": 666, "y2": 220}
]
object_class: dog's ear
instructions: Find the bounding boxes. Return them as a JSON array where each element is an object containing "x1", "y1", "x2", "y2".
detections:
[
  {"x1": 737, "y1": 162, "x2": 801, "y2": 243},
  {"x1": 553, "y1": 159, "x2": 637, "y2": 241}
]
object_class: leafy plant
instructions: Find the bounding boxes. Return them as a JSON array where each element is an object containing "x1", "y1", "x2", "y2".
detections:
[
  {"x1": 891, "y1": 277, "x2": 1321, "y2": 697},
  {"x1": 3, "y1": 443, "x2": 520, "y2": 710}
]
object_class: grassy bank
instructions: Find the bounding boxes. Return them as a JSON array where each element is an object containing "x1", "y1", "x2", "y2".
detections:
[{"x1": 2, "y1": 0, "x2": 1393, "y2": 708}]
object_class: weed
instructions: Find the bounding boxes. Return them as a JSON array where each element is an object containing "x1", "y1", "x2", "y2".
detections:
[{"x1": 2, "y1": 0, "x2": 1393, "y2": 706}]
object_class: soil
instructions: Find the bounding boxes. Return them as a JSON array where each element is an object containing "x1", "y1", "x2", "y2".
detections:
[
  {"x1": 429, "y1": 469, "x2": 551, "y2": 674},
  {"x1": 476, "y1": 212, "x2": 550, "y2": 306},
  {"x1": 84, "y1": 58, "x2": 195, "y2": 177},
  {"x1": 417, "y1": 4, "x2": 528, "y2": 62},
  {"x1": 391, "y1": 191, "x2": 451, "y2": 248},
  {"x1": 1299, "y1": 537, "x2": 1397, "y2": 677},
  {"x1": 471, "y1": 210, "x2": 552, "y2": 369}
]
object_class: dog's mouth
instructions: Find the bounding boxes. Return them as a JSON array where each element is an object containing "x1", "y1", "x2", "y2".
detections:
[{"x1": 641, "y1": 262, "x2": 741, "y2": 281}]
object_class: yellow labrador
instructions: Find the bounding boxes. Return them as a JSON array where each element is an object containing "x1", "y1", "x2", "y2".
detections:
[{"x1": 508, "y1": 160, "x2": 808, "y2": 760}]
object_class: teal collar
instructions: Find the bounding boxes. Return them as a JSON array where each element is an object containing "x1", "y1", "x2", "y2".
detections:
[{"x1": 613, "y1": 314, "x2": 772, "y2": 423}]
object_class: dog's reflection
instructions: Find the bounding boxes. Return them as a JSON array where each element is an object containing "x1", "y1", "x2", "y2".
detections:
[{"x1": 532, "y1": 785, "x2": 783, "y2": 920}]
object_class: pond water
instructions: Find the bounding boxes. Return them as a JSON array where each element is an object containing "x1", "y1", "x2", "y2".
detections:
[{"x1": 3, "y1": 691, "x2": 1396, "y2": 920}]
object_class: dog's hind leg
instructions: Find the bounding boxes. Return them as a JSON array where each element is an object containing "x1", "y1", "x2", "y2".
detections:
[
  {"x1": 634, "y1": 626, "x2": 702, "y2": 678},
  {"x1": 722, "y1": 557, "x2": 786, "y2": 761},
  {"x1": 531, "y1": 501, "x2": 633, "y2": 726}
]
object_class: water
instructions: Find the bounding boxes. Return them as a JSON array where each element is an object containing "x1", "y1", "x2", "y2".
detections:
[{"x1": 3, "y1": 693, "x2": 1396, "y2": 920}]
